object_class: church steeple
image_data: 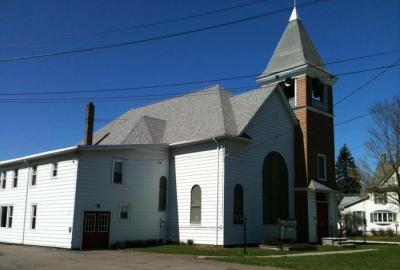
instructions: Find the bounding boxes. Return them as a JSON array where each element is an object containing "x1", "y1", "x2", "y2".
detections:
[{"x1": 256, "y1": 7, "x2": 335, "y2": 86}]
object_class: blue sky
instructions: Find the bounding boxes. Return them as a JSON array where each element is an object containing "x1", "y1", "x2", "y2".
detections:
[{"x1": 0, "y1": 0, "x2": 399, "y2": 166}]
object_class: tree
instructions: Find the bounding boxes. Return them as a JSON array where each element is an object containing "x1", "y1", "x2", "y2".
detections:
[
  {"x1": 363, "y1": 95, "x2": 400, "y2": 206},
  {"x1": 336, "y1": 144, "x2": 361, "y2": 194}
]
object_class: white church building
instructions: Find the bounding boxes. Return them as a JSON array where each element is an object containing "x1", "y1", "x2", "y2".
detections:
[{"x1": 0, "y1": 8, "x2": 338, "y2": 249}]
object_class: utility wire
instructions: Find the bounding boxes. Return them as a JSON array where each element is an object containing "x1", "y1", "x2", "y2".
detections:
[
  {"x1": 335, "y1": 57, "x2": 400, "y2": 106},
  {"x1": 0, "y1": 0, "x2": 328, "y2": 63},
  {"x1": 1, "y1": 51, "x2": 400, "y2": 97},
  {"x1": 1, "y1": 0, "x2": 270, "y2": 49}
]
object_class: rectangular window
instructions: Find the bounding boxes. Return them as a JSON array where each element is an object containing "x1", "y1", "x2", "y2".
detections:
[
  {"x1": 112, "y1": 160, "x2": 124, "y2": 184},
  {"x1": 1, "y1": 206, "x2": 7, "y2": 227},
  {"x1": 31, "y1": 165, "x2": 37, "y2": 186},
  {"x1": 383, "y1": 212, "x2": 388, "y2": 222},
  {"x1": 31, "y1": 205, "x2": 37, "y2": 229},
  {"x1": 97, "y1": 214, "x2": 109, "y2": 232},
  {"x1": 317, "y1": 154, "x2": 327, "y2": 181},
  {"x1": 374, "y1": 193, "x2": 387, "y2": 205},
  {"x1": 13, "y1": 169, "x2": 18, "y2": 187},
  {"x1": 378, "y1": 213, "x2": 382, "y2": 222},
  {"x1": 1, "y1": 171, "x2": 6, "y2": 189},
  {"x1": 7, "y1": 206, "x2": 13, "y2": 228},
  {"x1": 84, "y1": 213, "x2": 96, "y2": 233},
  {"x1": 120, "y1": 202, "x2": 129, "y2": 220},
  {"x1": 52, "y1": 162, "x2": 58, "y2": 177}
]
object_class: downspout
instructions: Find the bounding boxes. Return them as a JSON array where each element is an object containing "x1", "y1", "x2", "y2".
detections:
[
  {"x1": 22, "y1": 160, "x2": 30, "y2": 244},
  {"x1": 213, "y1": 138, "x2": 220, "y2": 246}
]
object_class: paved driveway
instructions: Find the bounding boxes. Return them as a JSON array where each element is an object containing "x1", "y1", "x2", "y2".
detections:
[{"x1": 0, "y1": 244, "x2": 283, "y2": 270}]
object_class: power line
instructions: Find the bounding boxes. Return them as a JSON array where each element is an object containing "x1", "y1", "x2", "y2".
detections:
[
  {"x1": 1, "y1": 0, "x2": 270, "y2": 49},
  {"x1": 1, "y1": 52, "x2": 400, "y2": 97},
  {"x1": 0, "y1": 0, "x2": 328, "y2": 63},
  {"x1": 0, "y1": 63, "x2": 399, "y2": 103},
  {"x1": 335, "y1": 57, "x2": 400, "y2": 106}
]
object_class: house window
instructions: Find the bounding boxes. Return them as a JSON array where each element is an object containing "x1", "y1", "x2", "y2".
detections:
[
  {"x1": 158, "y1": 176, "x2": 167, "y2": 211},
  {"x1": 1, "y1": 171, "x2": 6, "y2": 189},
  {"x1": 13, "y1": 169, "x2": 18, "y2": 187},
  {"x1": 233, "y1": 184, "x2": 244, "y2": 224},
  {"x1": 190, "y1": 185, "x2": 201, "y2": 224},
  {"x1": 31, "y1": 205, "x2": 37, "y2": 229},
  {"x1": 31, "y1": 166, "x2": 38, "y2": 186},
  {"x1": 112, "y1": 160, "x2": 124, "y2": 184},
  {"x1": 371, "y1": 211, "x2": 396, "y2": 223},
  {"x1": 1, "y1": 206, "x2": 8, "y2": 227},
  {"x1": 263, "y1": 152, "x2": 289, "y2": 224},
  {"x1": 317, "y1": 154, "x2": 326, "y2": 181},
  {"x1": 52, "y1": 162, "x2": 58, "y2": 177},
  {"x1": 120, "y1": 202, "x2": 129, "y2": 220},
  {"x1": 374, "y1": 193, "x2": 387, "y2": 205}
]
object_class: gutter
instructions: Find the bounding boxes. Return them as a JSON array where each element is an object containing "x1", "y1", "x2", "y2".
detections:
[{"x1": 170, "y1": 134, "x2": 250, "y2": 148}]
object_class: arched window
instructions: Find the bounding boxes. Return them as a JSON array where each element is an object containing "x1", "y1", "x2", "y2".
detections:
[
  {"x1": 233, "y1": 184, "x2": 244, "y2": 224},
  {"x1": 263, "y1": 151, "x2": 289, "y2": 224},
  {"x1": 190, "y1": 185, "x2": 201, "y2": 224},
  {"x1": 158, "y1": 176, "x2": 167, "y2": 211}
]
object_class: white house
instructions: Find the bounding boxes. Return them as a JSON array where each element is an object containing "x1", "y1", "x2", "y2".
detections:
[
  {"x1": 339, "y1": 170, "x2": 400, "y2": 234},
  {"x1": 0, "y1": 8, "x2": 338, "y2": 249}
]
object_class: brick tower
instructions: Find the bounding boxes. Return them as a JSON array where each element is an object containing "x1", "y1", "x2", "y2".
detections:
[{"x1": 257, "y1": 7, "x2": 337, "y2": 242}]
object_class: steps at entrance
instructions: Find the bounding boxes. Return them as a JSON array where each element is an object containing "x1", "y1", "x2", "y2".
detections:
[{"x1": 321, "y1": 237, "x2": 356, "y2": 248}]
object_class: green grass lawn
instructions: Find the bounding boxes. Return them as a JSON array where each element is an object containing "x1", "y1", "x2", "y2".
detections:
[
  {"x1": 130, "y1": 244, "x2": 399, "y2": 270},
  {"x1": 214, "y1": 245, "x2": 399, "y2": 270},
  {"x1": 130, "y1": 244, "x2": 343, "y2": 256}
]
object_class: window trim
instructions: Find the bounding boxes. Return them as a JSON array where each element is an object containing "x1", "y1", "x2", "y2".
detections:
[
  {"x1": 158, "y1": 176, "x2": 167, "y2": 212},
  {"x1": 190, "y1": 185, "x2": 202, "y2": 225},
  {"x1": 112, "y1": 159, "x2": 125, "y2": 184},
  {"x1": 31, "y1": 165, "x2": 38, "y2": 186},
  {"x1": 13, "y1": 169, "x2": 18, "y2": 188},
  {"x1": 0, "y1": 171, "x2": 6, "y2": 189},
  {"x1": 51, "y1": 162, "x2": 58, "y2": 178},
  {"x1": 119, "y1": 202, "x2": 129, "y2": 220},
  {"x1": 0, "y1": 205, "x2": 13, "y2": 229},
  {"x1": 317, "y1": 153, "x2": 327, "y2": 181},
  {"x1": 233, "y1": 184, "x2": 244, "y2": 225},
  {"x1": 31, "y1": 204, "x2": 38, "y2": 230}
]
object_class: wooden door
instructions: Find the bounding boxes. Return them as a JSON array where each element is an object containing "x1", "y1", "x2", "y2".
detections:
[
  {"x1": 316, "y1": 202, "x2": 329, "y2": 241},
  {"x1": 82, "y1": 211, "x2": 111, "y2": 250}
]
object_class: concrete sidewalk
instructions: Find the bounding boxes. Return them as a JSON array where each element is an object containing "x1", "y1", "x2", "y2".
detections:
[{"x1": 199, "y1": 248, "x2": 378, "y2": 259}]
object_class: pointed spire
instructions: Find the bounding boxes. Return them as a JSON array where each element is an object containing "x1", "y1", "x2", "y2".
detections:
[{"x1": 289, "y1": 7, "x2": 299, "y2": 21}]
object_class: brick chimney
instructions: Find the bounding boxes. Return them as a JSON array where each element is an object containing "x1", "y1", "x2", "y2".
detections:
[{"x1": 84, "y1": 102, "x2": 95, "y2": 145}]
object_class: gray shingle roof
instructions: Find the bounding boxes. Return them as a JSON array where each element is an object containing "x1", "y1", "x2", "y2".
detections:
[
  {"x1": 91, "y1": 84, "x2": 277, "y2": 145},
  {"x1": 261, "y1": 18, "x2": 330, "y2": 76}
]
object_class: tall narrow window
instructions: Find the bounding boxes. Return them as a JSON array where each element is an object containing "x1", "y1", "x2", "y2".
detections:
[
  {"x1": 190, "y1": 185, "x2": 201, "y2": 224},
  {"x1": 233, "y1": 184, "x2": 244, "y2": 224},
  {"x1": 52, "y1": 162, "x2": 58, "y2": 177},
  {"x1": 1, "y1": 206, "x2": 7, "y2": 227},
  {"x1": 112, "y1": 160, "x2": 124, "y2": 184},
  {"x1": 317, "y1": 154, "x2": 326, "y2": 181},
  {"x1": 31, "y1": 166, "x2": 38, "y2": 186},
  {"x1": 13, "y1": 169, "x2": 18, "y2": 187},
  {"x1": 31, "y1": 205, "x2": 37, "y2": 229},
  {"x1": 7, "y1": 206, "x2": 13, "y2": 228},
  {"x1": 158, "y1": 176, "x2": 167, "y2": 211},
  {"x1": 263, "y1": 152, "x2": 289, "y2": 224},
  {"x1": 1, "y1": 171, "x2": 6, "y2": 189},
  {"x1": 120, "y1": 202, "x2": 129, "y2": 220}
]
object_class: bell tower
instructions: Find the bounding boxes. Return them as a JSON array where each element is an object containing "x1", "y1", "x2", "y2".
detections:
[{"x1": 257, "y1": 7, "x2": 337, "y2": 242}]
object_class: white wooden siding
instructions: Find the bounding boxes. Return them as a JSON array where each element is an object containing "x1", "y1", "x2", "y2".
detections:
[
  {"x1": 0, "y1": 155, "x2": 78, "y2": 248},
  {"x1": 168, "y1": 143, "x2": 224, "y2": 245},
  {"x1": 223, "y1": 91, "x2": 295, "y2": 245},
  {"x1": 72, "y1": 147, "x2": 169, "y2": 249}
]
